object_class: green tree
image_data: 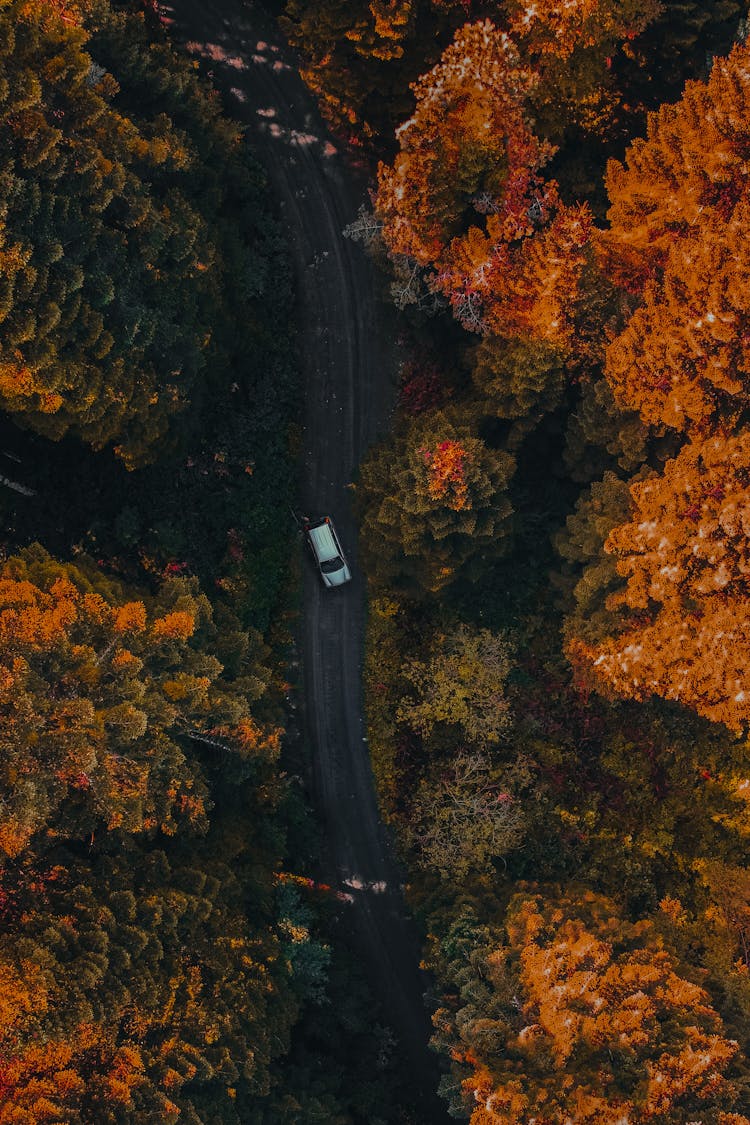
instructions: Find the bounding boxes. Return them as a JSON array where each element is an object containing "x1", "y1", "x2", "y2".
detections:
[
  {"x1": 280, "y1": 0, "x2": 468, "y2": 145},
  {"x1": 396, "y1": 623, "x2": 512, "y2": 745},
  {"x1": 0, "y1": 0, "x2": 282, "y2": 467},
  {"x1": 556, "y1": 469, "x2": 635, "y2": 648},
  {"x1": 358, "y1": 412, "x2": 515, "y2": 592},
  {"x1": 563, "y1": 375, "x2": 662, "y2": 483},
  {"x1": 0, "y1": 843, "x2": 295, "y2": 1123},
  {"x1": 470, "y1": 337, "x2": 566, "y2": 421}
]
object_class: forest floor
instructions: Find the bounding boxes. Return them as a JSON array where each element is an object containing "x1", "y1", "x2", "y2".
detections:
[{"x1": 164, "y1": 0, "x2": 449, "y2": 1116}]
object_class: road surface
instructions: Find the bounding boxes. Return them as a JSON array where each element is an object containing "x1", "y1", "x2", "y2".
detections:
[{"x1": 163, "y1": 2, "x2": 449, "y2": 1117}]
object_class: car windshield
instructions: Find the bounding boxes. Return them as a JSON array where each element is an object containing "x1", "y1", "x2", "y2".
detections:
[{"x1": 320, "y1": 556, "x2": 344, "y2": 574}]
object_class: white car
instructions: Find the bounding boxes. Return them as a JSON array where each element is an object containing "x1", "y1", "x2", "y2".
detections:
[{"x1": 303, "y1": 516, "x2": 352, "y2": 587}]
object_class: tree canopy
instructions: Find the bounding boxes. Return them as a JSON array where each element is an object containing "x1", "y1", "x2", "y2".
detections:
[
  {"x1": 432, "y1": 891, "x2": 749, "y2": 1124},
  {"x1": 0, "y1": 544, "x2": 280, "y2": 856}
]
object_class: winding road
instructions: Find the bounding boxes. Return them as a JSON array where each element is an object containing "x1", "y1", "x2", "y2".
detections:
[{"x1": 163, "y1": 2, "x2": 449, "y2": 1118}]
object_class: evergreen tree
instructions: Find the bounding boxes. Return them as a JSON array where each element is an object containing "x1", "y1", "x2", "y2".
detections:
[
  {"x1": 0, "y1": 0, "x2": 282, "y2": 467},
  {"x1": 470, "y1": 337, "x2": 566, "y2": 421},
  {"x1": 431, "y1": 892, "x2": 749, "y2": 1124},
  {"x1": 0, "y1": 544, "x2": 280, "y2": 855},
  {"x1": 0, "y1": 843, "x2": 295, "y2": 1123},
  {"x1": 357, "y1": 411, "x2": 515, "y2": 592}
]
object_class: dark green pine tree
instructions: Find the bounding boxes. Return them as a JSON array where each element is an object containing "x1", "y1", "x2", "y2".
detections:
[
  {"x1": 0, "y1": 842, "x2": 297, "y2": 1123},
  {"x1": 0, "y1": 0, "x2": 217, "y2": 465}
]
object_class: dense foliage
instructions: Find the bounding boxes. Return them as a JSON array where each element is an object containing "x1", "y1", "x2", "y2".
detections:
[
  {"x1": 317, "y1": 5, "x2": 750, "y2": 1120},
  {"x1": 431, "y1": 892, "x2": 749, "y2": 1123},
  {"x1": 0, "y1": 0, "x2": 284, "y2": 467},
  {"x1": 6, "y1": 0, "x2": 750, "y2": 1118},
  {"x1": 0, "y1": 2, "x2": 347, "y2": 1122}
]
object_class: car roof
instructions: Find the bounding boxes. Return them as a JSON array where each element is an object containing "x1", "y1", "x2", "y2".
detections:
[{"x1": 307, "y1": 520, "x2": 339, "y2": 562}]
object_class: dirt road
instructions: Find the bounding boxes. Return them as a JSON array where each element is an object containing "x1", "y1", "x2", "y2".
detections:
[{"x1": 164, "y1": 2, "x2": 448, "y2": 1117}]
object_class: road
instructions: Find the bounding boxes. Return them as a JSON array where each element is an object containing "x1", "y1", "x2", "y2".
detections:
[{"x1": 162, "y1": 2, "x2": 449, "y2": 1118}]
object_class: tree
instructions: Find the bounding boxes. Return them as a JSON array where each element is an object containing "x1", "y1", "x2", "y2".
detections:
[
  {"x1": 0, "y1": 922, "x2": 150, "y2": 1123},
  {"x1": 404, "y1": 748, "x2": 532, "y2": 880},
  {"x1": 566, "y1": 431, "x2": 750, "y2": 732},
  {"x1": 0, "y1": 0, "x2": 281, "y2": 466},
  {"x1": 357, "y1": 411, "x2": 515, "y2": 592},
  {"x1": 376, "y1": 22, "x2": 550, "y2": 262},
  {"x1": 505, "y1": 0, "x2": 660, "y2": 137},
  {"x1": 374, "y1": 20, "x2": 594, "y2": 350},
  {"x1": 396, "y1": 623, "x2": 512, "y2": 744},
  {"x1": 563, "y1": 374, "x2": 663, "y2": 484},
  {"x1": 431, "y1": 890, "x2": 749, "y2": 1123},
  {"x1": 0, "y1": 545, "x2": 281, "y2": 854},
  {"x1": 600, "y1": 40, "x2": 750, "y2": 294},
  {"x1": 470, "y1": 336, "x2": 566, "y2": 420},
  {"x1": 557, "y1": 469, "x2": 635, "y2": 643},
  {"x1": 280, "y1": 0, "x2": 469, "y2": 144},
  {"x1": 604, "y1": 202, "x2": 750, "y2": 432},
  {"x1": 281, "y1": 0, "x2": 418, "y2": 142},
  {"x1": 0, "y1": 843, "x2": 295, "y2": 1123},
  {"x1": 0, "y1": 1, "x2": 205, "y2": 461}
]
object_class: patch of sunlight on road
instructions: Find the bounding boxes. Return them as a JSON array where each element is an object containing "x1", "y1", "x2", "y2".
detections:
[
  {"x1": 155, "y1": 0, "x2": 173, "y2": 25},
  {"x1": 184, "y1": 40, "x2": 248, "y2": 69},
  {"x1": 266, "y1": 122, "x2": 322, "y2": 148},
  {"x1": 343, "y1": 876, "x2": 388, "y2": 894},
  {"x1": 253, "y1": 39, "x2": 293, "y2": 72}
]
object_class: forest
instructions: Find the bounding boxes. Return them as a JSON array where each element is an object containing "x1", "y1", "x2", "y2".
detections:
[{"x1": 3, "y1": 0, "x2": 750, "y2": 1122}]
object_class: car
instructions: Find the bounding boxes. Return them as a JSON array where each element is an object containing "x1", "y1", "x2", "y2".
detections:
[{"x1": 303, "y1": 516, "x2": 352, "y2": 587}]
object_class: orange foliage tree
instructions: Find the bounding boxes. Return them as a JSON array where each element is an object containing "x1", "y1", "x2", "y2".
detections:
[
  {"x1": 607, "y1": 132, "x2": 750, "y2": 429},
  {"x1": 601, "y1": 40, "x2": 750, "y2": 294},
  {"x1": 0, "y1": 948, "x2": 149, "y2": 1123},
  {"x1": 567, "y1": 431, "x2": 750, "y2": 732},
  {"x1": 374, "y1": 20, "x2": 593, "y2": 349},
  {"x1": 432, "y1": 890, "x2": 749, "y2": 1124},
  {"x1": 600, "y1": 40, "x2": 750, "y2": 431},
  {"x1": 566, "y1": 42, "x2": 750, "y2": 733},
  {"x1": 604, "y1": 199, "x2": 750, "y2": 432},
  {"x1": 0, "y1": 545, "x2": 280, "y2": 854}
]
